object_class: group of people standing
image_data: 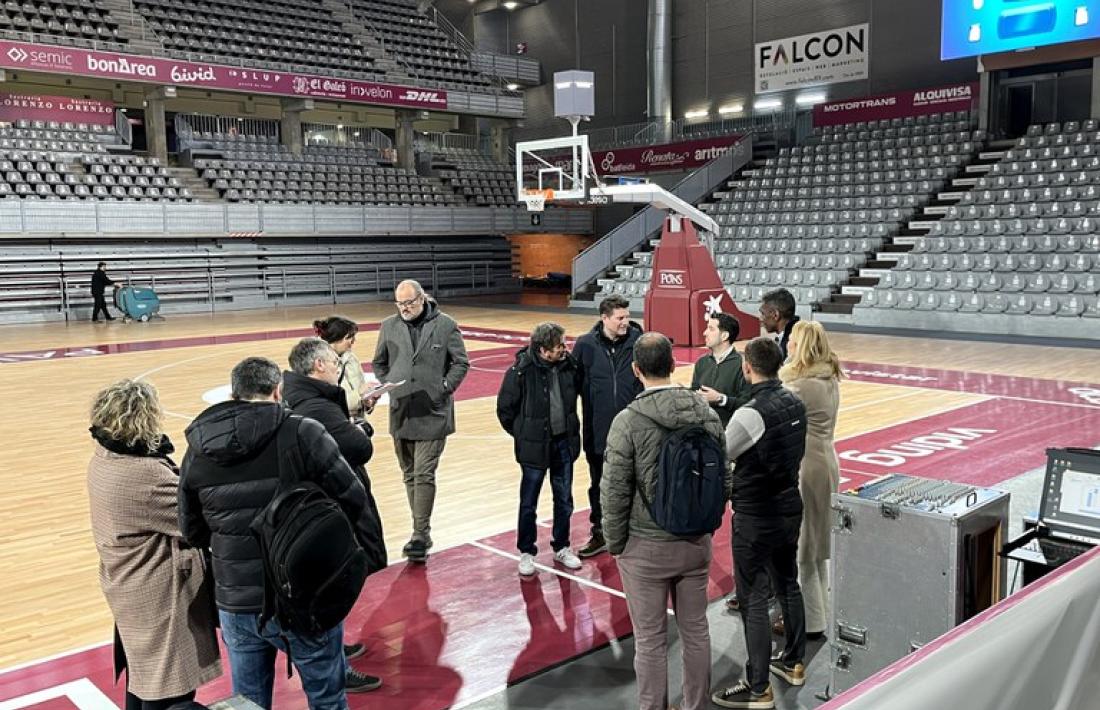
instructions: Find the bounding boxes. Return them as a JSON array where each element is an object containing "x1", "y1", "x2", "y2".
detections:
[
  {"x1": 83, "y1": 282, "x2": 841, "y2": 710},
  {"x1": 85, "y1": 279, "x2": 468, "y2": 709},
  {"x1": 495, "y1": 288, "x2": 843, "y2": 710}
]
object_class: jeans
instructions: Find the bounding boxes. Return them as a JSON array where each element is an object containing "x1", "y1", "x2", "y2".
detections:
[
  {"x1": 218, "y1": 610, "x2": 347, "y2": 710},
  {"x1": 586, "y1": 452, "x2": 603, "y2": 534},
  {"x1": 733, "y1": 513, "x2": 806, "y2": 694},
  {"x1": 517, "y1": 436, "x2": 575, "y2": 555}
]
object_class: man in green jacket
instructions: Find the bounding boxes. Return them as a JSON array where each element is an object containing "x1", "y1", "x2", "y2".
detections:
[
  {"x1": 691, "y1": 312, "x2": 752, "y2": 428},
  {"x1": 601, "y1": 332, "x2": 729, "y2": 710}
]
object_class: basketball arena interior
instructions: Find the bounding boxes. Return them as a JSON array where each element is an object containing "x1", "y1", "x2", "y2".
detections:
[{"x1": 1, "y1": 0, "x2": 1100, "y2": 708}]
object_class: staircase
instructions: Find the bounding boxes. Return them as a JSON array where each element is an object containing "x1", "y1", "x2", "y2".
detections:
[
  {"x1": 97, "y1": 0, "x2": 165, "y2": 55},
  {"x1": 167, "y1": 167, "x2": 221, "y2": 202},
  {"x1": 814, "y1": 140, "x2": 1007, "y2": 316},
  {"x1": 320, "y1": 0, "x2": 414, "y2": 84}
]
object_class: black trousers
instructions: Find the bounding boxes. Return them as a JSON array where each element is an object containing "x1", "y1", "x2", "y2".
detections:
[
  {"x1": 733, "y1": 511, "x2": 807, "y2": 694},
  {"x1": 585, "y1": 452, "x2": 603, "y2": 533},
  {"x1": 92, "y1": 292, "x2": 112, "y2": 321},
  {"x1": 125, "y1": 689, "x2": 196, "y2": 710}
]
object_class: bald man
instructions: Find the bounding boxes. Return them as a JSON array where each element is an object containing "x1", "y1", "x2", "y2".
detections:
[{"x1": 371, "y1": 280, "x2": 469, "y2": 562}]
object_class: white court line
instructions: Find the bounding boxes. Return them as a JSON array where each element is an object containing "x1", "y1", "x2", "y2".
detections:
[
  {"x1": 835, "y1": 389, "x2": 922, "y2": 414},
  {"x1": 0, "y1": 679, "x2": 118, "y2": 710},
  {"x1": 133, "y1": 350, "x2": 228, "y2": 381},
  {"x1": 0, "y1": 641, "x2": 112, "y2": 677},
  {"x1": 469, "y1": 540, "x2": 627, "y2": 600}
]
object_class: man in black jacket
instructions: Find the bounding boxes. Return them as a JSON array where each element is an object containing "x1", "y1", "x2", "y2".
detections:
[
  {"x1": 571, "y1": 295, "x2": 643, "y2": 558},
  {"x1": 282, "y1": 337, "x2": 386, "y2": 690},
  {"x1": 179, "y1": 356, "x2": 384, "y2": 707},
  {"x1": 90, "y1": 261, "x2": 116, "y2": 322},
  {"x1": 760, "y1": 288, "x2": 801, "y2": 360},
  {"x1": 496, "y1": 322, "x2": 584, "y2": 577},
  {"x1": 712, "y1": 338, "x2": 808, "y2": 710}
]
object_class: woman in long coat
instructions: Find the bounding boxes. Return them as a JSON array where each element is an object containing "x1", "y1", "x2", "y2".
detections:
[
  {"x1": 86, "y1": 379, "x2": 221, "y2": 709},
  {"x1": 779, "y1": 321, "x2": 842, "y2": 639}
]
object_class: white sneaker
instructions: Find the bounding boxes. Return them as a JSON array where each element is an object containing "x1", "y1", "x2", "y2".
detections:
[
  {"x1": 518, "y1": 553, "x2": 536, "y2": 576},
  {"x1": 553, "y1": 547, "x2": 582, "y2": 570}
]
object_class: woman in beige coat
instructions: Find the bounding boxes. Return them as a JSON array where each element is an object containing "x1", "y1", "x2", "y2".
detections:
[
  {"x1": 315, "y1": 315, "x2": 373, "y2": 417},
  {"x1": 87, "y1": 379, "x2": 221, "y2": 710},
  {"x1": 779, "y1": 321, "x2": 842, "y2": 639}
]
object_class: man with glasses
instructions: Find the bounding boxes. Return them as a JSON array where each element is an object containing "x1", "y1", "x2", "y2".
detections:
[{"x1": 371, "y1": 280, "x2": 469, "y2": 562}]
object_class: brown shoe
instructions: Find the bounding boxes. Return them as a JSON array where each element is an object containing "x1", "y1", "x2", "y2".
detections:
[
  {"x1": 577, "y1": 530, "x2": 606, "y2": 558},
  {"x1": 771, "y1": 617, "x2": 785, "y2": 636}
]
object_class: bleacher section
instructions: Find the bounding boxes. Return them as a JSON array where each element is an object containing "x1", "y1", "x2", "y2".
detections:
[
  {"x1": 0, "y1": 237, "x2": 516, "y2": 322},
  {"x1": 431, "y1": 147, "x2": 514, "y2": 207},
  {"x1": 850, "y1": 120, "x2": 1100, "y2": 336},
  {"x1": 133, "y1": 0, "x2": 378, "y2": 78},
  {"x1": 0, "y1": 0, "x2": 123, "y2": 45},
  {"x1": 189, "y1": 133, "x2": 462, "y2": 205},
  {"x1": 346, "y1": 0, "x2": 491, "y2": 91},
  {"x1": 0, "y1": 120, "x2": 193, "y2": 201},
  {"x1": 594, "y1": 111, "x2": 982, "y2": 310}
]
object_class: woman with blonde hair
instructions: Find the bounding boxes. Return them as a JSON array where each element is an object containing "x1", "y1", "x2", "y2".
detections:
[
  {"x1": 779, "y1": 320, "x2": 842, "y2": 641},
  {"x1": 87, "y1": 379, "x2": 221, "y2": 710}
]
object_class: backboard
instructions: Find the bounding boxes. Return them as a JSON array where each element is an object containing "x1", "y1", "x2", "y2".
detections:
[{"x1": 515, "y1": 133, "x2": 591, "y2": 204}]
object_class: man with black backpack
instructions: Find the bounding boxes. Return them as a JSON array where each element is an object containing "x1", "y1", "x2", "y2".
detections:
[
  {"x1": 179, "y1": 357, "x2": 387, "y2": 709},
  {"x1": 601, "y1": 332, "x2": 728, "y2": 710}
]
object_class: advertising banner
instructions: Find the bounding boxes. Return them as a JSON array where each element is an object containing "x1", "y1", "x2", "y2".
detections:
[
  {"x1": 755, "y1": 23, "x2": 869, "y2": 93},
  {"x1": 0, "y1": 91, "x2": 114, "y2": 125},
  {"x1": 0, "y1": 39, "x2": 448, "y2": 110},
  {"x1": 941, "y1": 0, "x2": 1100, "y2": 60},
  {"x1": 591, "y1": 136, "x2": 742, "y2": 175},
  {"x1": 812, "y1": 82, "x2": 979, "y2": 127}
]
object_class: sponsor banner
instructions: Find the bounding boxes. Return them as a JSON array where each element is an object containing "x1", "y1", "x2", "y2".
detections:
[
  {"x1": 0, "y1": 91, "x2": 114, "y2": 125},
  {"x1": 521, "y1": 136, "x2": 741, "y2": 180},
  {"x1": 0, "y1": 39, "x2": 447, "y2": 110},
  {"x1": 755, "y1": 22, "x2": 869, "y2": 94},
  {"x1": 593, "y1": 136, "x2": 741, "y2": 175},
  {"x1": 812, "y1": 82, "x2": 978, "y2": 127}
]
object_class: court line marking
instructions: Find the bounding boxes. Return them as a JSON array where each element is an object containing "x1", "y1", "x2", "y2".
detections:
[
  {"x1": 469, "y1": 540, "x2": 627, "y2": 600},
  {"x1": 0, "y1": 678, "x2": 118, "y2": 710}
]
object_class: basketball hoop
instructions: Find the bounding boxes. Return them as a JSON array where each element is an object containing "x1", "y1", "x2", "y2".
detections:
[{"x1": 522, "y1": 188, "x2": 554, "y2": 212}]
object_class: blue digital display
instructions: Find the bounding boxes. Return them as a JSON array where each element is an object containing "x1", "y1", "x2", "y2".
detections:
[{"x1": 941, "y1": 0, "x2": 1100, "y2": 59}]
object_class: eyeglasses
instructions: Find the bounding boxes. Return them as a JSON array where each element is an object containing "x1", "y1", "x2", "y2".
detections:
[{"x1": 394, "y1": 297, "x2": 422, "y2": 308}]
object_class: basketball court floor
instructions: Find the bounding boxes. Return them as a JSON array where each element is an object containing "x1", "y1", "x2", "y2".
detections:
[{"x1": 1, "y1": 296, "x2": 1099, "y2": 709}]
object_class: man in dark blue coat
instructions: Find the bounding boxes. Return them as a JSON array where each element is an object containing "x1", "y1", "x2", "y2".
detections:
[{"x1": 570, "y1": 294, "x2": 643, "y2": 557}]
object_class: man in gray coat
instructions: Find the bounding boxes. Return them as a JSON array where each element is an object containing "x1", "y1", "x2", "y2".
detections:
[
  {"x1": 371, "y1": 280, "x2": 469, "y2": 562},
  {"x1": 601, "y1": 332, "x2": 728, "y2": 710}
]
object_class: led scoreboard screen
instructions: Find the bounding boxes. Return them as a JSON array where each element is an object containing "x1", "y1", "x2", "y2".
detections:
[{"x1": 942, "y1": 0, "x2": 1100, "y2": 59}]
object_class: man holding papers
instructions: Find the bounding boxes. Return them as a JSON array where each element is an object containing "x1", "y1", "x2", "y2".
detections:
[{"x1": 371, "y1": 280, "x2": 469, "y2": 562}]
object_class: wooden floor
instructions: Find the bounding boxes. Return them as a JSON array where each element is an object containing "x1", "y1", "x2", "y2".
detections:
[{"x1": 0, "y1": 299, "x2": 1096, "y2": 670}]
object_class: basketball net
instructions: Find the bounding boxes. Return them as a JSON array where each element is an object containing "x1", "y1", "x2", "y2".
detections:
[{"x1": 522, "y1": 188, "x2": 554, "y2": 212}]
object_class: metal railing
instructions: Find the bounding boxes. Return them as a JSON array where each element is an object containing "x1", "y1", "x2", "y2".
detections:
[
  {"x1": 0, "y1": 200, "x2": 593, "y2": 238},
  {"x1": 469, "y1": 52, "x2": 541, "y2": 85},
  {"x1": 418, "y1": 132, "x2": 480, "y2": 152},
  {"x1": 571, "y1": 135, "x2": 754, "y2": 296},
  {"x1": 300, "y1": 123, "x2": 389, "y2": 151},
  {"x1": 175, "y1": 115, "x2": 281, "y2": 143}
]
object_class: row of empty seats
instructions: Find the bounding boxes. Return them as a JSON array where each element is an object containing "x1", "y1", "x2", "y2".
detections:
[
  {"x1": 0, "y1": 0, "x2": 122, "y2": 44},
  {"x1": 858, "y1": 120, "x2": 1100, "y2": 327},
  {"x1": 431, "y1": 147, "x2": 513, "y2": 206}
]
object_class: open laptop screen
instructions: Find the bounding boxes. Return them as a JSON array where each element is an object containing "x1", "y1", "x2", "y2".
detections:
[{"x1": 1041, "y1": 448, "x2": 1100, "y2": 543}]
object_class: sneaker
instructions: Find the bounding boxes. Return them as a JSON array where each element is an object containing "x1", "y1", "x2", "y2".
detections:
[
  {"x1": 345, "y1": 669, "x2": 382, "y2": 693},
  {"x1": 769, "y1": 656, "x2": 805, "y2": 686},
  {"x1": 403, "y1": 538, "x2": 427, "y2": 563},
  {"x1": 518, "y1": 553, "x2": 536, "y2": 576},
  {"x1": 577, "y1": 531, "x2": 606, "y2": 558},
  {"x1": 343, "y1": 643, "x2": 365, "y2": 660},
  {"x1": 725, "y1": 592, "x2": 740, "y2": 611},
  {"x1": 711, "y1": 680, "x2": 775, "y2": 709},
  {"x1": 553, "y1": 547, "x2": 582, "y2": 570}
]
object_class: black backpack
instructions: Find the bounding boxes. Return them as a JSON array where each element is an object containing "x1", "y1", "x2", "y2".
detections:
[
  {"x1": 251, "y1": 416, "x2": 370, "y2": 635},
  {"x1": 637, "y1": 420, "x2": 728, "y2": 537}
]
